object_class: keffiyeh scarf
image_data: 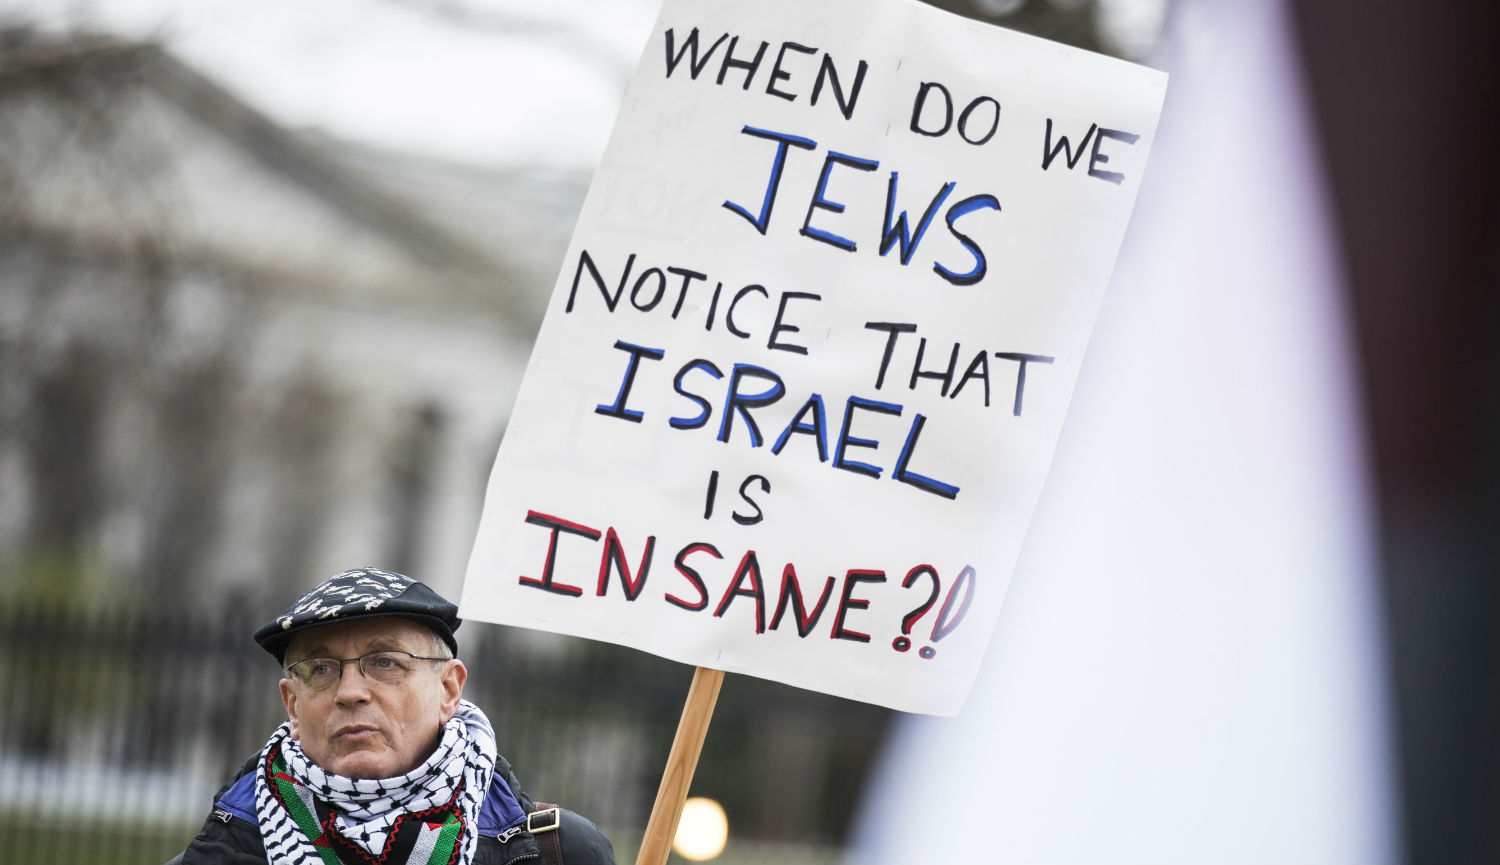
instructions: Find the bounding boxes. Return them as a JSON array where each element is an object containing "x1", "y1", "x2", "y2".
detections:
[{"x1": 254, "y1": 700, "x2": 498, "y2": 865}]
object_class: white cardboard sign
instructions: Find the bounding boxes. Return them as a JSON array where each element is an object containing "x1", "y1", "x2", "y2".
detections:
[{"x1": 461, "y1": 0, "x2": 1166, "y2": 715}]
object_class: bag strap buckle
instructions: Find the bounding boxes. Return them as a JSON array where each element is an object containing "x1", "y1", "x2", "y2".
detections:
[{"x1": 527, "y1": 806, "x2": 561, "y2": 835}]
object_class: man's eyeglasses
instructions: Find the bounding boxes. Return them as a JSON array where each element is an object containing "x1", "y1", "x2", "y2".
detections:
[{"x1": 283, "y1": 650, "x2": 448, "y2": 690}]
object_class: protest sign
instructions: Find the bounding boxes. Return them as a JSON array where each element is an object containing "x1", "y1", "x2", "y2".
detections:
[{"x1": 461, "y1": 0, "x2": 1166, "y2": 718}]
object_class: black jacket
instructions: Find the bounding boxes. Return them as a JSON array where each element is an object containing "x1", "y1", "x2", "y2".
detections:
[{"x1": 175, "y1": 751, "x2": 615, "y2": 865}]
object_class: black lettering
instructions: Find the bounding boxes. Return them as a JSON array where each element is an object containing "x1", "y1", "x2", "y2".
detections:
[
  {"x1": 732, "y1": 474, "x2": 770, "y2": 526},
  {"x1": 722, "y1": 126, "x2": 818, "y2": 235},
  {"x1": 833, "y1": 396, "x2": 902, "y2": 479},
  {"x1": 566, "y1": 249, "x2": 632, "y2": 313},
  {"x1": 519, "y1": 511, "x2": 599, "y2": 597},
  {"x1": 713, "y1": 550, "x2": 767, "y2": 633},
  {"x1": 864, "y1": 322, "x2": 917, "y2": 390},
  {"x1": 596, "y1": 341, "x2": 665, "y2": 423},
  {"x1": 595, "y1": 527, "x2": 653, "y2": 601},
  {"x1": 725, "y1": 284, "x2": 769, "y2": 339},
  {"x1": 950, "y1": 350, "x2": 992, "y2": 406},
  {"x1": 702, "y1": 470, "x2": 719, "y2": 520},
  {"x1": 957, "y1": 96, "x2": 1001, "y2": 145},
  {"x1": 769, "y1": 565, "x2": 837, "y2": 638},
  {"x1": 704, "y1": 281, "x2": 725, "y2": 331},
  {"x1": 1041, "y1": 119, "x2": 1097, "y2": 171},
  {"x1": 767, "y1": 291, "x2": 821, "y2": 355},
  {"x1": 717, "y1": 364, "x2": 786, "y2": 447},
  {"x1": 933, "y1": 193, "x2": 1000, "y2": 286},
  {"x1": 893, "y1": 413, "x2": 959, "y2": 499},
  {"x1": 831, "y1": 569, "x2": 886, "y2": 642},
  {"x1": 810, "y1": 53, "x2": 868, "y2": 120},
  {"x1": 878, "y1": 174, "x2": 954, "y2": 266},
  {"x1": 995, "y1": 351, "x2": 1055, "y2": 416},
  {"x1": 908, "y1": 337, "x2": 959, "y2": 396},
  {"x1": 670, "y1": 359, "x2": 723, "y2": 430},
  {"x1": 770, "y1": 394, "x2": 829, "y2": 462},
  {"x1": 629, "y1": 267, "x2": 666, "y2": 311},
  {"x1": 766, "y1": 41, "x2": 816, "y2": 101},
  {"x1": 909, "y1": 81, "x2": 953, "y2": 137},
  {"x1": 1088, "y1": 127, "x2": 1142, "y2": 185},
  {"x1": 716, "y1": 35, "x2": 770, "y2": 89},
  {"x1": 663, "y1": 28, "x2": 728, "y2": 79},
  {"x1": 666, "y1": 266, "x2": 707, "y2": 319},
  {"x1": 800, "y1": 150, "x2": 879, "y2": 252},
  {"x1": 666, "y1": 542, "x2": 720, "y2": 611}
]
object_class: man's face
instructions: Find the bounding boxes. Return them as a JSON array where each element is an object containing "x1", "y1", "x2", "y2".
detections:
[{"x1": 278, "y1": 617, "x2": 467, "y2": 780}]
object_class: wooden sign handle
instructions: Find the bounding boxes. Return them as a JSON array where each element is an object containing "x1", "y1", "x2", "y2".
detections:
[{"x1": 635, "y1": 666, "x2": 726, "y2": 865}]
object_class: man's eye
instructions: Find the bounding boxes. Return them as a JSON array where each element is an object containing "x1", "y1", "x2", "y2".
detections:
[
  {"x1": 306, "y1": 661, "x2": 337, "y2": 677},
  {"x1": 371, "y1": 654, "x2": 402, "y2": 670}
]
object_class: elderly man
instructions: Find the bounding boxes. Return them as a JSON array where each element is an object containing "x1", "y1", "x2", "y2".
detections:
[{"x1": 177, "y1": 567, "x2": 615, "y2": 865}]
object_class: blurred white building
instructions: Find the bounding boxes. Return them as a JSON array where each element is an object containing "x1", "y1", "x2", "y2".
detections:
[{"x1": 0, "y1": 28, "x2": 577, "y2": 605}]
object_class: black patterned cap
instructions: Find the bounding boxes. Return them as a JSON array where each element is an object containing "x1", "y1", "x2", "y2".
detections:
[{"x1": 253, "y1": 567, "x2": 461, "y2": 663}]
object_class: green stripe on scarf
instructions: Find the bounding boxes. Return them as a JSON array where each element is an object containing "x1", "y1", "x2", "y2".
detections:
[
  {"x1": 271, "y1": 752, "x2": 344, "y2": 865},
  {"x1": 425, "y1": 812, "x2": 464, "y2": 865}
]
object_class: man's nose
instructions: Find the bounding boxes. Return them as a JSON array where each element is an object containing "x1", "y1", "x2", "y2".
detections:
[{"x1": 333, "y1": 658, "x2": 373, "y2": 702}]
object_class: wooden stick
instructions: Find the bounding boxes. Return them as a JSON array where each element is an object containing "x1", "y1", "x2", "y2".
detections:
[{"x1": 635, "y1": 666, "x2": 725, "y2": 865}]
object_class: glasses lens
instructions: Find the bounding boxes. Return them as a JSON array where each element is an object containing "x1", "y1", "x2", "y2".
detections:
[
  {"x1": 290, "y1": 659, "x2": 340, "y2": 689},
  {"x1": 287, "y1": 652, "x2": 432, "y2": 688},
  {"x1": 363, "y1": 652, "x2": 412, "y2": 684}
]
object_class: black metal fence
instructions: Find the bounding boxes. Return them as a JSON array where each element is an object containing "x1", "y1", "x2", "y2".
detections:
[{"x1": 0, "y1": 596, "x2": 892, "y2": 864}]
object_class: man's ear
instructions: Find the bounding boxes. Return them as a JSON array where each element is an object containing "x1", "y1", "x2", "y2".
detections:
[
  {"x1": 438, "y1": 659, "x2": 467, "y2": 723},
  {"x1": 279, "y1": 678, "x2": 302, "y2": 739}
]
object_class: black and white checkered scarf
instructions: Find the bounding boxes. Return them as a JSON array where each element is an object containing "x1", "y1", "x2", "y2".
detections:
[{"x1": 253, "y1": 700, "x2": 497, "y2": 865}]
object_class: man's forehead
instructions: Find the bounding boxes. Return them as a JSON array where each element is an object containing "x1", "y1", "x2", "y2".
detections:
[{"x1": 284, "y1": 617, "x2": 432, "y2": 658}]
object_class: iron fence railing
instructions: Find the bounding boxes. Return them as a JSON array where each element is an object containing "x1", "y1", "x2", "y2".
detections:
[{"x1": 0, "y1": 596, "x2": 891, "y2": 864}]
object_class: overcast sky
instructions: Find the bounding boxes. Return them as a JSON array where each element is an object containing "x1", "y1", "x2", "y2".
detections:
[
  {"x1": 2, "y1": 0, "x2": 1173, "y2": 170},
  {"x1": 0, "y1": 0, "x2": 659, "y2": 169}
]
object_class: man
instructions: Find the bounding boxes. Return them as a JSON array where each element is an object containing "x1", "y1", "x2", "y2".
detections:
[{"x1": 177, "y1": 567, "x2": 616, "y2": 865}]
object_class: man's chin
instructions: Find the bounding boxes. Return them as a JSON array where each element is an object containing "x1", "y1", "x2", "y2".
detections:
[{"x1": 324, "y1": 749, "x2": 400, "y2": 781}]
